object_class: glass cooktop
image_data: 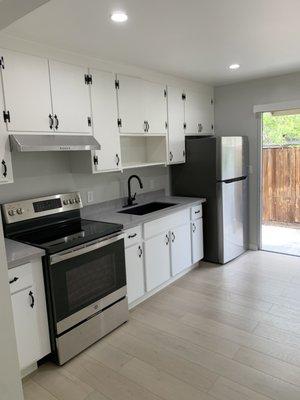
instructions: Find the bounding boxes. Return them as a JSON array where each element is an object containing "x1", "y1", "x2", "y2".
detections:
[{"x1": 10, "y1": 219, "x2": 123, "y2": 254}]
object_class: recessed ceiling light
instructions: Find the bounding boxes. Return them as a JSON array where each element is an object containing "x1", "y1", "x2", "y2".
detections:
[
  {"x1": 111, "y1": 11, "x2": 128, "y2": 23},
  {"x1": 229, "y1": 64, "x2": 240, "y2": 70}
]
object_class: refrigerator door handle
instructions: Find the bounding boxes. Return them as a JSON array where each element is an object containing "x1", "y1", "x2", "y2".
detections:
[{"x1": 222, "y1": 176, "x2": 247, "y2": 184}]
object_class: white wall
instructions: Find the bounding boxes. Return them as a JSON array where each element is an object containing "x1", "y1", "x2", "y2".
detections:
[
  {"x1": 214, "y1": 71, "x2": 300, "y2": 248},
  {"x1": 0, "y1": 34, "x2": 211, "y2": 204},
  {"x1": 0, "y1": 213, "x2": 23, "y2": 400},
  {"x1": 0, "y1": 152, "x2": 167, "y2": 204}
]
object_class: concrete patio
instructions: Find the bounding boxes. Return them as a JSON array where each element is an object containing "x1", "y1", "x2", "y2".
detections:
[{"x1": 262, "y1": 224, "x2": 300, "y2": 257}]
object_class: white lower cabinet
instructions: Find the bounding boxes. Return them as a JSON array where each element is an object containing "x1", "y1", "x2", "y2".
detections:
[
  {"x1": 9, "y1": 259, "x2": 50, "y2": 374},
  {"x1": 11, "y1": 285, "x2": 40, "y2": 371},
  {"x1": 170, "y1": 223, "x2": 192, "y2": 276},
  {"x1": 124, "y1": 203, "x2": 204, "y2": 305},
  {"x1": 191, "y1": 218, "x2": 204, "y2": 263},
  {"x1": 144, "y1": 232, "x2": 171, "y2": 292},
  {"x1": 125, "y1": 243, "x2": 145, "y2": 303}
]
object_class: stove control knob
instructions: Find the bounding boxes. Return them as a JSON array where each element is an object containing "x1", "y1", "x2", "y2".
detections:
[
  {"x1": 75, "y1": 197, "x2": 80, "y2": 203},
  {"x1": 63, "y1": 199, "x2": 69, "y2": 205},
  {"x1": 70, "y1": 199, "x2": 76, "y2": 204},
  {"x1": 8, "y1": 209, "x2": 16, "y2": 216},
  {"x1": 16, "y1": 208, "x2": 24, "y2": 215}
]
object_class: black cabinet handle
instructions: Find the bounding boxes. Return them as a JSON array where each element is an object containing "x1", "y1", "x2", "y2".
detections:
[
  {"x1": 138, "y1": 245, "x2": 143, "y2": 258},
  {"x1": 49, "y1": 114, "x2": 54, "y2": 129},
  {"x1": 169, "y1": 151, "x2": 173, "y2": 162},
  {"x1": 165, "y1": 234, "x2": 170, "y2": 245},
  {"x1": 9, "y1": 277, "x2": 19, "y2": 284},
  {"x1": 171, "y1": 232, "x2": 175, "y2": 242},
  {"x1": 54, "y1": 114, "x2": 59, "y2": 130},
  {"x1": 2, "y1": 159, "x2": 7, "y2": 177},
  {"x1": 93, "y1": 155, "x2": 99, "y2": 166},
  {"x1": 192, "y1": 223, "x2": 196, "y2": 233},
  {"x1": 29, "y1": 291, "x2": 35, "y2": 308},
  {"x1": 146, "y1": 121, "x2": 150, "y2": 132},
  {"x1": 143, "y1": 121, "x2": 148, "y2": 132},
  {"x1": 128, "y1": 233, "x2": 137, "y2": 239},
  {"x1": 116, "y1": 154, "x2": 120, "y2": 166},
  {"x1": 195, "y1": 210, "x2": 201, "y2": 214}
]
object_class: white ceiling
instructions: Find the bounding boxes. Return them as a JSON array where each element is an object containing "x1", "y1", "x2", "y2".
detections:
[
  {"x1": 2, "y1": 0, "x2": 300, "y2": 85},
  {"x1": 0, "y1": 0, "x2": 49, "y2": 30}
]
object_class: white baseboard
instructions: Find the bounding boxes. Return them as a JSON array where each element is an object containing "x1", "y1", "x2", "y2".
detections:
[
  {"x1": 249, "y1": 243, "x2": 259, "y2": 251},
  {"x1": 21, "y1": 362, "x2": 37, "y2": 379}
]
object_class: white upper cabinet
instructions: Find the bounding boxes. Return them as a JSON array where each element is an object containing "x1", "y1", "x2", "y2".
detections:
[
  {"x1": 116, "y1": 74, "x2": 143, "y2": 134},
  {"x1": 167, "y1": 86, "x2": 185, "y2": 164},
  {"x1": 0, "y1": 78, "x2": 13, "y2": 184},
  {"x1": 0, "y1": 49, "x2": 53, "y2": 133},
  {"x1": 49, "y1": 60, "x2": 92, "y2": 134},
  {"x1": 90, "y1": 69, "x2": 121, "y2": 172},
  {"x1": 116, "y1": 74, "x2": 167, "y2": 135},
  {"x1": 0, "y1": 126, "x2": 13, "y2": 184},
  {"x1": 142, "y1": 80, "x2": 167, "y2": 135},
  {"x1": 184, "y1": 86, "x2": 214, "y2": 135}
]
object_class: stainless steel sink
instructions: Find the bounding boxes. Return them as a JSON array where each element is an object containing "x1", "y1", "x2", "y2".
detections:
[{"x1": 118, "y1": 202, "x2": 177, "y2": 216}]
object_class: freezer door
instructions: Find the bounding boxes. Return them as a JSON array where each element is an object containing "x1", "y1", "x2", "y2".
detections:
[
  {"x1": 218, "y1": 178, "x2": 248, "y2": 263},
  {"x1": 216, "y1": 136, "x2": 248, "y2": 181}
]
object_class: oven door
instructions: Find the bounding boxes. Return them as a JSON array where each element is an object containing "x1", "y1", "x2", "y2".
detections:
[{"x1": 48, "y1": 233, "x2": 126, "y2": 335}]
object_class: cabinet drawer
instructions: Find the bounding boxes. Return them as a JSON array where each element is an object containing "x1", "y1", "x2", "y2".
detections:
[
  {"x1": 191, "y1": 204, "x2": 202, "y2": 220},
  {"x1": 8, "y1": 263, "x2": 33, "y2": 295},
  {"x1": 124, "y1": 226, "x2": 142, "y2": 248},
  {"x1": 144, "y1": 209, "x2": 189, "y2": 239}
]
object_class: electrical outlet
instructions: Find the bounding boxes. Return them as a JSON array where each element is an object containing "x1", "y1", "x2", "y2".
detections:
[{"x1": 87, "y1": 191, "x2": 94, "y2": 203}]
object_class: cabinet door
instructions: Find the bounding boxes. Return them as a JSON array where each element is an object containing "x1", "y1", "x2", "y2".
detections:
[
  {"x1": 200, "y1": 88, "x2": 214, "y2": 134},
  {"x1": 170, "y1": 224, "x2": 192, "y2": 276},
  {"x1": 49, "y1": 60, "x2": 92, "y2": 134},
  {"x1": 144, "y1": 232, "x2": 171, "y2": 291},
  {"x1": 167, "y1": 86, "x2": 185, "y2": 164},
  {"x1": 0, "y1": 49, "x2": 52, "y2": 132},
  {"x1": 0, "y1": 81, "x2": 13, "y2": 183},
  {"x1": 90, "y1": 69, "x2": 121, "y2": 172},
  {"x1": 11, "y1": 287, "x2": 39, "y2": 370},
  {"x1": 185, "y1": 87, "x2": 214, "y2": 135},
  {"x1": 116, "y1": 74, "x2": 144, "y2": 134},
  {"x1": 184, "y1": 89, "x2": 202, "y2": 135},
  {"x1": 125, "y1": 243, "x2": 145, "y2": 303},
  {"x1": 143, "y1": 80, "x2": 167, "y2": 134},
  {"x1": 191, "y1": 218, "x2": 204, "y2": 263},
  {"x1": 31, "y1": 259, "x2": 51, "y2": 360}
]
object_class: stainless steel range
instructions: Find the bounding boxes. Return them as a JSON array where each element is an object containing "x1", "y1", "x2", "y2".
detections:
[{"x1": 2, "y1": 193, "x2": 128, "y2": 365}]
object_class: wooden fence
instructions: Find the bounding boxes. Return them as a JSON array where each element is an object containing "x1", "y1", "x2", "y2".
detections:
[{"x1": 263, "y1": 146, "x2": 300, "y2": 224}]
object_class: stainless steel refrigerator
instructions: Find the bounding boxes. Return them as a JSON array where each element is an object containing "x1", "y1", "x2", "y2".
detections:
[{"x1": 171, "y1": 136, "x2": 248, "y2": 264}]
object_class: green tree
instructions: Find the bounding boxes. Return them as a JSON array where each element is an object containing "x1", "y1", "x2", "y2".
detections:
[{"x1": 263, "y1": 113, "x2": 300, "y2": 146}]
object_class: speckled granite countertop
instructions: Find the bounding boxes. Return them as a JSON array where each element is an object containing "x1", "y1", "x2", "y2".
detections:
[
  {"x1": 5, "y1": 239, "x2": 45, "y2": 269},
  {"x1": 82, "y1": 193, "x2": 206, "y2": 230}
]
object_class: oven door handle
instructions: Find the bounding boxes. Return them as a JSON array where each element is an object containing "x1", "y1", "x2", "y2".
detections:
[{"x1": 49, "y1": 233, "x2": 124, "y2": 265}]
